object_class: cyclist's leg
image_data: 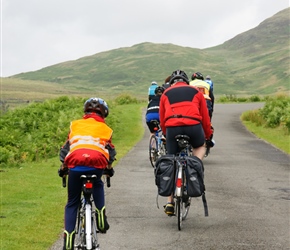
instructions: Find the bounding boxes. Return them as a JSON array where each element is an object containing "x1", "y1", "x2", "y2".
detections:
[
  {"x1": 63, "y1": 170, "x2": 82, "y2": 249},
  {"x1": 163, "y1": 127, "x2": 182, "y2": 214},
  {"x1": 184, "y1": 124, "x2": 206, "y2": 160},
  {"x1": 91, "y1": 168, "x2": 110, "y2": 233}
]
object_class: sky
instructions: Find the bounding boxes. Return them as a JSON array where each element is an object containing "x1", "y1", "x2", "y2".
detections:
[{"x1": 1, "y1": 0, "x2": 289, "y2": 77}]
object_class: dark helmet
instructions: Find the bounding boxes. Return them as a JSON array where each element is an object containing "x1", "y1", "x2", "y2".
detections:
[
  {"x1": 154, "y1": 86, "x2": 165, "y2": 95},
  {"x1": 169, "y1": 70, "x2": 189, "y2": 85},
  {"x1": 191, "y1": 72, "x2": 204, "y2": 80},
  {"x1": 84, "y1": 97, "x2": 109, "y2": 118}
]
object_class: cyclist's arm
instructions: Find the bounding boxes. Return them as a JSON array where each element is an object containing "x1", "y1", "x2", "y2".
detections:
[
  {"x1": 60, "y1": 140, "x2": 70, "y2": 163},
  {"x1": 106, "y1": 141, "x2": 117, "y2": 165},
  {"x1": 159, "y1": 95, "x2": 166, "y2": 135}
]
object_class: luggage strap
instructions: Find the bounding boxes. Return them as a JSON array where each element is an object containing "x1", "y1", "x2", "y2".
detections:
[
  {"x1": 202, "y1": 193, "x2": 209, "y2": 217},
  {"x1": 165, "y1": 115, "x2": 201, "y2": 123}
]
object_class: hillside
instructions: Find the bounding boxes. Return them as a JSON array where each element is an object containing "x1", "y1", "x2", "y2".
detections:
[{"x1": 4, "y1": 7, "x2": 290, "y2": 101}]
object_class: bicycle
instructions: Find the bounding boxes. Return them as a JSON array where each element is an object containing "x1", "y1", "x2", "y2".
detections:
[
  {"x1": 173, "y1": 134, "x2": 192, "y2": 231},
  {"x1": 149, "y1": 120, "x2": 166, "y2": 168},
  {"x1": 62, "y1": 174, "x2": 111, "y2": 250}
]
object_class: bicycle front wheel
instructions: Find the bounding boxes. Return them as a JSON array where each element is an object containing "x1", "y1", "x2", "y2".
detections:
[{"x1": 149, "y1": 134, "x2": 158, "y2": 168}]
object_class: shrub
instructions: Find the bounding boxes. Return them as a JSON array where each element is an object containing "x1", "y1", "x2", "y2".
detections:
[{"x1": 114, "y1": 94, "x2": 138, "y2": 105}]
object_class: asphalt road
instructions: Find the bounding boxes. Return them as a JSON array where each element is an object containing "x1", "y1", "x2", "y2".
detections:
[{"x1": 50, "y1": 103, "x2": 290, "y2": 250}]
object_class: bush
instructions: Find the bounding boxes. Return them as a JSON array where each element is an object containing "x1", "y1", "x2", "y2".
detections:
[
  {"x1": 114, "y1": 94, "x2": 138, "y2": 105},
  {"x1": 259, "y1": 95, "x2": 290, "y2": 131}
]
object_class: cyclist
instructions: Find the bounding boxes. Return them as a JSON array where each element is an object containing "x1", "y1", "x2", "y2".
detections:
[
  {"x1": 159, "y1": 70, "x2": 213, "y2": 215},
  {"x1": 58, "y1": 97, "x2": 117, "y2": 250},
  {"x1": 148, "y1": 81, "x2": 158, "y2": 101},
  {"x1": 145, "y1": 86, "x2": 165, "y2": 135},
  {"x1": 190, "y1": 72, "x2": 214, "y2": 120},
  {"x1": 205, "y1": 75, "x2": 214, "y2": 92},
  {"x1": 162, "y1": 75, "x2": 171, "y2": 90}
]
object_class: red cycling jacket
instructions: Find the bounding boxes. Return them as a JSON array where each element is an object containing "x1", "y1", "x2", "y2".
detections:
[{"x1": 159, "y1": 81, "x2": 212, "y2": 139}]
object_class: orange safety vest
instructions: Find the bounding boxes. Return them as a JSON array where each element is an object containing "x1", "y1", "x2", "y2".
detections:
[{"x1": 68, "y1": 118, "x2": 113, "y2": 160}]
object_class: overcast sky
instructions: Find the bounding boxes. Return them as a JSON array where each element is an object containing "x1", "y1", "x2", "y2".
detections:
[{"x1": 1, "y1": 0, "x2": 289, "y2": 77}]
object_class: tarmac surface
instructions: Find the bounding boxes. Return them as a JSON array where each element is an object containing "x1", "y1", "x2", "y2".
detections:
[{"x1": 50, "y1": 103, "x2": 290, "y2": 250}]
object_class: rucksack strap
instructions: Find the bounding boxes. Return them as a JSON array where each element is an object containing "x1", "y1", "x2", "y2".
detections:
[
  {"x1": 202, "y1": 193, "x2": 209, "y2": 217},
  {"x1": 165, "y1": 114, "x2": 201, "y2": 123}
]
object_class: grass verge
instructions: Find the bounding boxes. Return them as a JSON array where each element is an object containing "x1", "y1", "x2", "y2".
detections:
[
  {"x1": 242, "y1": 120, "x2": 290, "y2": 154},
  {"x1": 0, "y1": 102, "x2": 145, "y2": 250}
]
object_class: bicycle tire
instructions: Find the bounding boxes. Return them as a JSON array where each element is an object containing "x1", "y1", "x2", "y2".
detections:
[
  {"x1": 149, "y1": 134, "x2": 158, "y2": 168},
  {"x1": 91, "y1": 215, "x2": 100, "y2": 250},
  {"x1": 75, "y1": 205, "x2": 86, "y2": 249},
  {"x1": 181, "y1": 197, "x2": 191, "y2": 220},
  {"x1": 181, "y1": 169, "x2": 190, "y2": 220},
  {"x1": 176, "y1": 197, "x2": 182, "y2": 231}
]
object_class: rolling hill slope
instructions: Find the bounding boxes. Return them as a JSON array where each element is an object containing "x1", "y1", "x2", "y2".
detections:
[{"x1": 6, "y1": 7, "x2": 290, "y2": 98}]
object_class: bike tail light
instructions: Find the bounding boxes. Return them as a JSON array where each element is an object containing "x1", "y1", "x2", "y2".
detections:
[
  {"x1": 85, "y1": 182, "x2": 93, "y2": 189},
  {"x1": 176, "y1": 178, "x2": 182, "y2": 188},
  {"x1": 154, "y1": 127, "x2": 158, "y2": 131}
]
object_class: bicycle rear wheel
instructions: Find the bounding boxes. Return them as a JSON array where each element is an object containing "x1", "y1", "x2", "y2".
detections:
[
  {"x1": 149, "y1": 134, "x2": 158, "y2": 168},
  {"x1": 75, "y1": 207, "x2": 86, "y2": 249},
  {"x1": 176, "y1": 197, "x2": 182, "y2": 230},
  {"x1": 91, "y1": 211, "x2": 100, "y2": 250},
  {"x1": 181, "y1": 196, "x2": 191, "y2": 220}
]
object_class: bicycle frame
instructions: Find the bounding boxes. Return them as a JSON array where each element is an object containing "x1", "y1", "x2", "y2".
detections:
[
  {"x1": 149, "y1": 120, "x2": 166, "y2": 168},
  {"x1": 75, "y1": 175, "x2": 99, "y2": 250},
  {"x1": 173, "y1": 135, "x2": 192, "y2": 230}
]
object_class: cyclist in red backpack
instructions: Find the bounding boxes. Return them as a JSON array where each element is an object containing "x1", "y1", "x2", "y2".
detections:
[{"x1": 159, "y1": 70, "x2": 213, "y2": 215}]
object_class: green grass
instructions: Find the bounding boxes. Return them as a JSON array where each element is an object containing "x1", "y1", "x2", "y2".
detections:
[
  {"x1": 0, "y1": 102, "x2": 145, "y2": 250},
  {"x1": 242, "y1": 120, "x2": 290, "y2": 154}
]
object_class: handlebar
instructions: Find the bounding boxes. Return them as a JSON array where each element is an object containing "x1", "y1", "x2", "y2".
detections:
[
  {"x1": 106, "y1": 176, "x2": 111, "y2": 188},
  {"x1": 62, "y1": 175, "x2": 67, "y2": 188}
]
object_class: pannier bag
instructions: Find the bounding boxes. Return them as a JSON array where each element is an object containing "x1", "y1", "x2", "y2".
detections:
[
  {"x1": 186, "y1": 155, "x2": 208, "y2": 216},
  {"x1": 186, "y1": 156, "x2": 205, "y2": 197},
  {"x1": 154, "y1": 155, "x2": 175, "y2": 196}
]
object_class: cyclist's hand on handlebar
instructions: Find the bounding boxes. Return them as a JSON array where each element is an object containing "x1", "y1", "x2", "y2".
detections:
[
  {"x1": 103, "y1": 167, "x2": 115, "y2": 177},
  {"x1": 58, "y1": 164, "x2": 68, "y2": 177},
  {"x1": 206, "y1": 139, "x2": 215, "y2": 148}
]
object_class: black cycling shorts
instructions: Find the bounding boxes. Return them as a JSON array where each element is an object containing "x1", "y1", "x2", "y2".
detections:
[{"x1": 166, "y1": 124, "x2": 205, "y2": 155}]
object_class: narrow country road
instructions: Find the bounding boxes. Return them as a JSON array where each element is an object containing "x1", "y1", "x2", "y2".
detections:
[{"x1": 50, "y1": 103, "x2": 290, "y2": 250}]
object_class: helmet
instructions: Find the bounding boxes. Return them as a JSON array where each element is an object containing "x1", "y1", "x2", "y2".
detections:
[
  {"x1": 154, "y1": 86, "x2": 165, "y2": 95},
  {"x1": 151, "y1": 81, "x2": 157, "y2": 85},
  {"x1": 84, "y1": 97, "x2": 109, "y2": 118},
  {"x1": 169, "y1": 70, "x2": 189, "y2": 85},
  {"x1": 191, "y1": 72, "x2": 204, "y2": 80},
  {"x1": 206, "y1": 75, "x2": 211, "y2": 80}
]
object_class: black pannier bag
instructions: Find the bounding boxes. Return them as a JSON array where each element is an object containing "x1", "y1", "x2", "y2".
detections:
[
  {"x1": 186, "y1": 156, "x2": 205, "y2": 197},
  {"x1": 186, "y1": 155, "x2": 208, "y2": 216},
  {"x1": 154, "y1": 154, "x2": 175, "y2": 197}
]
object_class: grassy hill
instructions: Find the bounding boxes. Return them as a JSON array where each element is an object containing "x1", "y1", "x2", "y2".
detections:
[{"x1": 2, "y1": 7, "x2": 289, "y2": 107}]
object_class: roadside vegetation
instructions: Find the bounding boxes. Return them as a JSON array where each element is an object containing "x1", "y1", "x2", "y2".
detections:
[
  {"x1": 0, "y1": 95, "x2": 146, "y2": 249},
  {"x1": 241, "y1": 95, "x2": 290, "y2": 154},
  {"x1": 0, "y1": 94, "x2": 289, "y2": 249}
]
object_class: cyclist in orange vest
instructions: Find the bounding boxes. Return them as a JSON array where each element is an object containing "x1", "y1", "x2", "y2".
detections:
[{"x1": 58, "y1": 97, "x2": 116, "y2": 250}]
